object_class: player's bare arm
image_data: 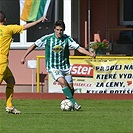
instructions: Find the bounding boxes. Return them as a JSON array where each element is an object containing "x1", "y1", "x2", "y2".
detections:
[
  {"x1": 20, "y1": 44, "x2": 37, "y2": 64},
  {"x1": 77, "y1": 46, "x2": 95, "y2": 57},
  {"x1": 23, "y1": 16, "x2": 48, "y2": 30}
]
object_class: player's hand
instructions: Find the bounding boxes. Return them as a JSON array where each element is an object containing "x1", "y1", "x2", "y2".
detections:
[
  {"x1": 89, "y1": 52, "x2": 96, "y2": 58},
  {"x1": 37, "y1": 16, "x2": 48, "y2": 23},
  {"x1": 20, "y1": 57, "x2": 26, "y2": 65}
]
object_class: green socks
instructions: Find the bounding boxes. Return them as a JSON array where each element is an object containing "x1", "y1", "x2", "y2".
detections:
[{"x1": 62, "y1": 86, "x2": 76, "y2": 105}]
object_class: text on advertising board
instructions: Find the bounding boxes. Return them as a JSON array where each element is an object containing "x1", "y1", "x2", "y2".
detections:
[{"x1": 70, "y1": 64, "x2": 93, "y2": 77}]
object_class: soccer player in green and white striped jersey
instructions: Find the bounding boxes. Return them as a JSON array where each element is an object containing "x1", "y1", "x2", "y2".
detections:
[{"x1": 21, "y1": 20, "x2": 95, "y2": 111}]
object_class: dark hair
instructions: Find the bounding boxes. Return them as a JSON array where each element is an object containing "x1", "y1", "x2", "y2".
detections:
[
  {"x1": 0, "y1": 11, "x2": 6, "y2": 22},
  {"x1": 54, "y1": 20, "x2": 65, "y2": 31}
]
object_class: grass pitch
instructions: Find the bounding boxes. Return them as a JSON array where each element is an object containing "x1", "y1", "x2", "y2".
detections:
[{"x1": 0, "y1": 99, "x2": 133, "y2": 133}]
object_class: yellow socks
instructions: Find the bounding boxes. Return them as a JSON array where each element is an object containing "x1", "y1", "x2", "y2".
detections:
[{"x1": 6, "y1": 85, "x2": 14, "y2": 108}]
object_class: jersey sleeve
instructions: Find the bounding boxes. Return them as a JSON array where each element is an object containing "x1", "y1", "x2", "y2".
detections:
[
  {"x1": 8, "y1": 25, "x2": 24, "y2": 34},
  {"x1": 67, "y1": 36, "x2": 79, "y2": 49},
  {"x1": 34, "y1": 36, "x2": 46, "y2": 47}
]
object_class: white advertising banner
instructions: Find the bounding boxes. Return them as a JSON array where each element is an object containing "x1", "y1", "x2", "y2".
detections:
[{"x1": 48, "y1": 58, "x2": 133, "y2": 94}]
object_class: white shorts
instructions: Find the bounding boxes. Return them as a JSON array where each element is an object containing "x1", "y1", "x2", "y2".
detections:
[{"x1": 49, "y1": 68, "x2": 73, "y2": 84}]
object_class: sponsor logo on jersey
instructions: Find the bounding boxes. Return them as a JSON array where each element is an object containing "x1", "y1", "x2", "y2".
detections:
[
  {"x1": 52, "y1": 45, "x2": 62, "y2": 52},
  {"x1": 70, "y1": 64, "x2": 93, "y2": 77}
]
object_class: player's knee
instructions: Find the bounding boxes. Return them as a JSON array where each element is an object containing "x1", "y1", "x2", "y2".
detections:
[
  {"x1": 5, "y1": 77, "x2": 15, "y2": 89},
  {"x1": 7, "y1": 83, "x2": 14, "y2": 89},
  {"x1": 57, "y1": 77, "x2": 67, "y2": 86}
]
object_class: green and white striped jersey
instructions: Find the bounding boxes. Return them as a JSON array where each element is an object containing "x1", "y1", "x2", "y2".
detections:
[{"x1": 34, "y1": 33, "x2": 79, "y2": 71}]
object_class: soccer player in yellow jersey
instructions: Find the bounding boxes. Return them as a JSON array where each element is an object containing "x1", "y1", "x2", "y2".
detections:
[{"x1": 0, "y1": 11, "x2": 47, "y2": 114}]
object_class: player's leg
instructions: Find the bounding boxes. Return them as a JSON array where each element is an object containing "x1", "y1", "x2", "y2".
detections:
[
  {"x1": 0, "y1": 60, "x2": 7, "y2": 84},
  {"x1": 49, "y1": 69, "x2": 81, "y2": 110},
  {"x1": 64, "y1": 72, "x2": 81, "y2": 110},
  {"x1": 4, "y1": 75, "x2": 15, "y2": 108},
  {"x1": 57, "y1": 77, "x2": 76, "y2": 104},
  {"x1": 64, "y1": 70, "x2": 74, "y2": 96},
  {"x1": 58, "y1": 77, "x2": 81, "y2": 110},
  {"x1": 4, "y1": 67, "x2": 21, "y2": 114},
  {"x1": 69, "y1": 84, "x2": 74, "y2": 96},
  {"x1": 0, "y1": 58, "x2": 21, "y2": 113},
  {"x1": 49, "y1": 69, "x2": 75, "y2": 102}
]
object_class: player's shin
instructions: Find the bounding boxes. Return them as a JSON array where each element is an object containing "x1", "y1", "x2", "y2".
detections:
[
  {"x1": 62, "y1": 86, "x2": 76, "y2": 105},
  {"x1": 71, "y1": 89, "x2": 74, "y2": 96},
  {"x1": 6, "y1": 84, "x2": 14, "y2": 108}
]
